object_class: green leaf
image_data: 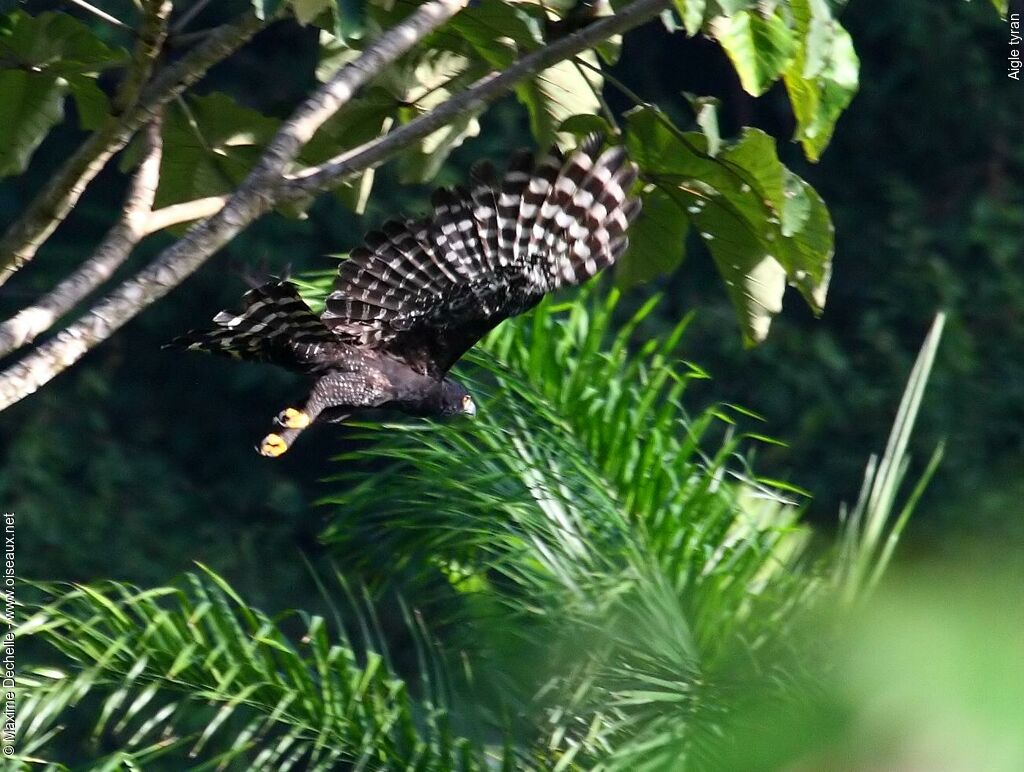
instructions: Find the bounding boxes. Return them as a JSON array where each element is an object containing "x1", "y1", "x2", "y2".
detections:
[
  {"x1": 394, "y1": 51, "x2": 486, "y2": 183},
  {"x1": 316, "y1": 27, "x2": 361, "y2": 81},
  {"x1": 448, "y1": 0, "x2": 540, "y2": 68},
  {"x1": 302, "y1": 88, "x2": 396, "y2": 212},
  {"x1": 0, "y1": 10, "x2": 128, "y2": 76},
  {"x1": 333, "y1": 0, "x2": 365, "y2": 41},
  {"x1": 291, "y1": 0, "x2": 331, "y2": 25},
  {"x1": 679, "y1": 185, "x2": 788, "y2": 345},
  {"x1": 66, "y1": 73, "x2": 110, "y2": 131},
  {"x1": 709, "y1": 0, "x2": 756, "y2": 13},
  {"x1": 782, "y1": 0, "x2": 859, "y2": 162},
  {"x1": 516, "y1": 53, "x2": 603, "y2": 150},
  {"x1": 138, "y1": 93, "x2": 280, "y2": 208},
  {"x1": 616, "y1": 186, "x2": 690, "y2": 286},
  {"x1": 673, "y1": 0, "x2": 706, "y2": 36},
  {"x1": 0, "y1": 70, "x2": 64, "y2": 179},
  {"x1": 0, "y1": 10, "x2": 127, "y2": 177},
  {"x1": 625, "y1": 106, "x2": 833, "y2": 344},
  {"x1": 684, "y1": 93, "x2": 722, "y2": 156},
  {"x1": 709, "y1": 10, "x2": 796, "y2": 96},
  {"x1": 250, "y1": 0, "x2": 285, "y2": 21},
  {"x1": 558, "y1": 113, "x2": 614, "y2": 138},
  {"x1": 990, "y1": 0, "x2": 1008, "y2": 16}
]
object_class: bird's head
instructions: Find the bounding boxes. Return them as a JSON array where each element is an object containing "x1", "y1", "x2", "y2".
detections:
[{"x1": 439, "y1": 378, "x2": 477, "y2": 418}]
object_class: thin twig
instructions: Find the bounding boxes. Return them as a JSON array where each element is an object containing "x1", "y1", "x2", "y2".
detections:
[
  {"x1": 170, "y1": 0, "x2": 216, "y2": 34},
  {"x1": 573, "y1": 56, "x2": 620, "y2": 133},
  {"x1": 0, "y1": 115, "x2": 165, "y2": 358},
  {"x1": 113, "y1": 0, "x2": 173, "y2": 114},
  {"x1": 143, "y1": 196, "x2": 227, "y2": 235},
  {"x1": 65, "y1": 0, "x2": 133, "y2": 31}
]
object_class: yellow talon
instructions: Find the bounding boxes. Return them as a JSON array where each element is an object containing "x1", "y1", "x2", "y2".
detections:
[
  {"x1": 259, "y1": 433, "x2": 288, "y2": 457},
  {"x1": 277, "y1": 408, "x2": 311, "y2": 429}
]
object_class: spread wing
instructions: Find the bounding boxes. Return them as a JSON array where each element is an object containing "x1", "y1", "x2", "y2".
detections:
[{"x1": 321, "y1": 136, "x2": 641, "y2": 376}]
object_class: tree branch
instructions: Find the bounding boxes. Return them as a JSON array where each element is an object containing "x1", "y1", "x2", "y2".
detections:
[
  {"x1": 280, "y1": 0, "x2": 670, "y2": 198},
  {"x1": 0, "y1": 9, "x2": 265, "y2": 286},
  {"x1": 257, "y1": 0, "x2": 472, "y2": 182},
  {"x1": 113, "y1": 0, "x2": 173, "y2": 115},
  {"x1": 0, "y1": 0, "x2": 470, "y2": 410},
  {"x1": 0, "y1": 116, "x2": 165, "y2": 358},
  {"x1": 143, "y1": 196, "x2": 227, "y2": 235}
]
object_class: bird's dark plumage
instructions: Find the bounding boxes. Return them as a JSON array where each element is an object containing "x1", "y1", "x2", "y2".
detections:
[{"x1": 169, "y1": 137, "x2": 641, "y2": 456}]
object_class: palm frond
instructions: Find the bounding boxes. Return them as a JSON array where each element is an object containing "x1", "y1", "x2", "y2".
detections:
[
  {"x1": 319, "y1": 287, "x2": 818, "y2": 766},
  {"x1": 15, "y1": 566, "x2": 501, "y2": 770}
]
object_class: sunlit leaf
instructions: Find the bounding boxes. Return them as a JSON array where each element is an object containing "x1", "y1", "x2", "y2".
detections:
[
  {"x1": 302, "y1": 88, "x2": 396, "y2": 212},
  {"x1": 625, "y1": 106, "x2": 832, "y2": 343},
  {"x1": 394, "y1": 51, "x2": 486, "y2": 183},
  {"x1": 673, "y1": 0, "x2": 706, "y2": 36},
  {"x1": 448, "y1": 0, "x2": 540, "y2": 68},
  {"x1": 516, "y1": 52, "x2": 603, "y2": 150},
  {"x1": 127, "y1": 92, "x2": 279, "y2": 209},
  {"x1": 250, "y1": 0, "x2": 285, "y2": 21},
  {"x1": 291, "y1": 0, "x2": 331, "y2": 25},
  {"x1": 783, "y1": 0, "x2": 859, "y2": 161},
  {"x1": 709, "y1": 9, "x2": 796, "y2": 96},
  {"x1": 0, "y1": 71, "x2": 64, "y2": 179}
]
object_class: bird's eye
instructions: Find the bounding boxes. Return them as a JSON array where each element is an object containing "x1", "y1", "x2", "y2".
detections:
[{"x1": 462, "y1": 395, "x2": 472, "y2": 407}]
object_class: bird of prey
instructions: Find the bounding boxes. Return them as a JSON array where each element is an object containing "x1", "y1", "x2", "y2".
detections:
[{"x1": 169, "y1": 136, "x2": 641, "y2": 456}]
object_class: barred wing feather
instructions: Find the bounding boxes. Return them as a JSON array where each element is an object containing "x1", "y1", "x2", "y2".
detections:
[{"x1": 322, "y1": 137, "x2": 641, "y2": 375}]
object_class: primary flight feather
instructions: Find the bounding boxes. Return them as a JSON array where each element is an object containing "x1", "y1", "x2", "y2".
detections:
[{"x1": 169, "y1": 136, "x2": 641, "y2": 456}]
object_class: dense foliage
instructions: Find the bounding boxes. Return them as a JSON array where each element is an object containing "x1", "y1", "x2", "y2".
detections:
[{"x1": 16, "y1": 290, "x2": 947, "y2": 768}]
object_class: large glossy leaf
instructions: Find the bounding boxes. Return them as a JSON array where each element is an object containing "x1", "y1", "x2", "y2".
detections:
[
  {"x1": 516, "y1": 52, "x2": 603, "y2": 150},
  {"x1": 393, "y1": 50, "x2": 486, "y2": 183},
  {"x1": 0, "y1": 10, "x2": 127, "y2": 76},
  {"x1": 131, "y1": 93, "x2": 279, "y2": 209},
  {"x1": 318, "y1": 22, "x2": 491, "y2": 186},
  {"x1": 448, "y1": 0, "x2": 540, "y2": 68},
  {"x1": 0, "y1": 71, "x2": 64, "y2": 179},
  {"x1": 708, "y1": 9, "x2": 796, "y2": 96},
  {"x1": 783, "y1": 0, "x2": 859, "y2": 162},
  {"x1": 0, "y1": 10, "x2": 126, "y2": 178},
  {"x1": 302, "y1": 88, "x2": 396, "y2": 211},
  {"x1": 616, "y1": 186, "x2": 690, "y2": 286},
  {"x1": 624, "y1": 106, "x2": 833, "y2": 344}
]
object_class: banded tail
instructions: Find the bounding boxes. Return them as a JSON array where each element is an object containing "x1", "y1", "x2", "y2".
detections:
[{"x1": 167, "y1": 281, "x2": 336, "y2": 368}]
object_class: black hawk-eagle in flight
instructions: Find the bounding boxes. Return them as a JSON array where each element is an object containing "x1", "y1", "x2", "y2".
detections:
[{"x1": 170, "y1": 137, "x2": 640, "y2": 456}]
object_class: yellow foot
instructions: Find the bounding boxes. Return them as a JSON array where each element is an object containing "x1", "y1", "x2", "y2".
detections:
[
  {"x1": 276, "y1": 407, "x2": 311, "y2": 429},
  {"x1": 259, "y1": 433, "x2": 288, "y2": 457}
]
